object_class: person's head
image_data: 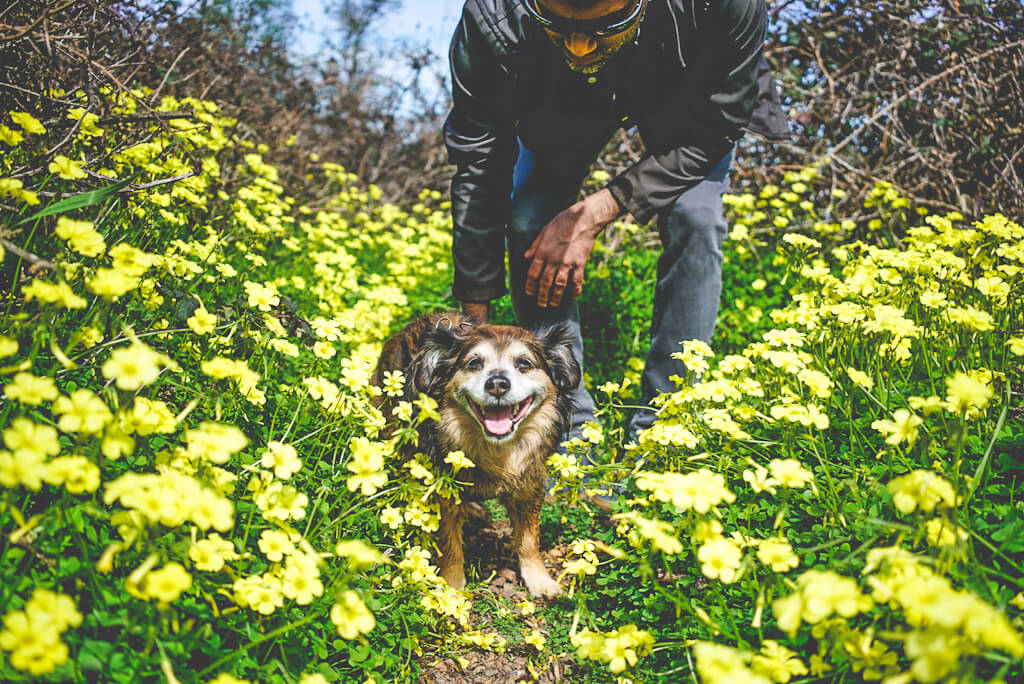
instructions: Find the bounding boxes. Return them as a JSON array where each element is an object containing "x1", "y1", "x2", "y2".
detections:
[{"x1": 524, "y1": 0, "x2": 647, "y2": 74}]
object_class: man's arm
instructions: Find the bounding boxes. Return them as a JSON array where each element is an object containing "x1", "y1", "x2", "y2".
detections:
[
  {"x1": 605, "y1": 0, "x2": 768, "y2": 223},
  {"x1": 523, "y1": 188, "x2": 622, "y2": 308},
  {"x1": 444, "y1": 10, "x2": 518, "y2": 309}
]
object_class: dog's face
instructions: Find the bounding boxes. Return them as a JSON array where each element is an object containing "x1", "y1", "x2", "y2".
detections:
[
  {"x1": 450, "y1": 335, "x2": 550, "y2": 443},
  {"x1": 412, "y1": 323, "x2": 580, "y2": 445}
]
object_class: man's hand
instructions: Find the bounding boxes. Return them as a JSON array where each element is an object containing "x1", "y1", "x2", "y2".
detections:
[
  {"x1": 524, "y1": 188, "x2": 621, "y2": 308},
  {"x1": 462, "y1": 300, "x2": 488, "y2": 323}
]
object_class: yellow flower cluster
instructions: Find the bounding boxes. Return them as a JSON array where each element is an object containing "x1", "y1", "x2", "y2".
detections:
[
  {"x1": 634, "y1": 468, "x2": 735, "y2": 513},
  {"x1": 0, "y1": 588, "x2": 82, "y2": 675},
  {"x1": 105, "y1": 471, "x2": 234, "y2": 532},
  {"x1": 571, "y1": 624, "x2": 654, "y2": 674}
]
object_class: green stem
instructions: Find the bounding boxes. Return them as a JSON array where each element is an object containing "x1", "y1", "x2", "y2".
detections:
[
  {"x1": 195, "y1": 609, "x2": 324, "y2": 678},
  {"x1": 964, "y1": 383, "x2": 1010, "y2": 507}
]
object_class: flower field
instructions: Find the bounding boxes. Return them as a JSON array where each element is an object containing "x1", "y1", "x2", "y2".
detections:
[{"x1": 1, "y1": 88, "x2": 1022, "y2": 683}]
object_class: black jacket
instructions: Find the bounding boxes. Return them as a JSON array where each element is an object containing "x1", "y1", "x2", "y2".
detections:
[{"x1": 444, "y1": 0, "x2": 789, "y2": 302}]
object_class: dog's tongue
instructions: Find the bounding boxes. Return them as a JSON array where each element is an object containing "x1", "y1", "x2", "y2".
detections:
[{"x1": 483, "y1": 405, "x2": 514, "y2": 435}]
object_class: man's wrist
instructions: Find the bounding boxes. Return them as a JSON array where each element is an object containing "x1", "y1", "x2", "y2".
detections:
[{"x1": 583, "y1": 188, "x2": 622, "y2": 236}]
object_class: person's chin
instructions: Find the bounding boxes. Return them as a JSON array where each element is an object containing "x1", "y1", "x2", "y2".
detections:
[{"x1": 563, "y1": 54, "x2": 608, "y2": 74}]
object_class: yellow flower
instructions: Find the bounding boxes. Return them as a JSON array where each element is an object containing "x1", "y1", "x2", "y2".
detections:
[
  {"x1": 54, "y1": 216, "x2": 105, "y2": 257},
  {"x1": 908, "y1": 395, "x2": 949, "y2": 416},
  {"x1": 346, "y1": 437, "x2": 389, "y2": 495},
  {"x1": 743, "y1": 466, "x2": 779, "y2": 495},
  {"x1": 697, "y1": 537, "x2": 743, "y2": 583},
  {"x1": 48, "y1": 155, "x2": 87, "y2": 180},
  {"x1": 119, "y1": 397, "x2": 177, "y2": 435},
  {"x1": 185, "y1": 422, "x2": 249, "y2": 464},
  {"x1": 101, "y1": 423, "x2": 135, "y2": 459},
  {"x1": 187, "y1": 304, "x2": 217, "y2": 335},
  {"x1": 0, "y1": 588, "x2": 80, "y2": 675},
  {"x1": 381, "y1": 369, "x2": 405, "y2": 396},
  {"x1": 524, "y1": 628, "x2": 546, "y2": 651},
  {"x1": 102, "y1": 341, "x2": 164, "y2": 390},
  {"x1": 0, "y1": 449, "x2": 47, "y2": 490},
  {"x1": 768, "y1": 459, "x2": 813, "y2": 488},
  {"x1": 261, "y1": 440, "x2": 302, "y2": 479},
  {"x1": 443, "y1": 449, "x2": 475, "y2": 472},
  {"x1": 3, "y1": 416, "x2": 60, "y2": 460},
  {"x1": 380, "y1": 506, "x2": 403, "y2": 529},
  {"x1": 258, "y1": 530, "x2": 295, "y2": 562},
  {"x1": 944, "y1": 371, "x2": 994, "y2": 416},
  {"x1": 143, "y1": 562, "x2": 192, "y2": 603},
  {"x1": 413, "y1": 393, "x2": 441, "y2": 422},
  {"x1": 0, "y1": 124, "x2": 24, "y2": 145},
  {"x1": 751, "y1": 640, "x2": 808, "y2": 683},
  {"x1": 10, "y1": 112, "x2": 46, "y2": 135},
  {"x1": 846, "y1": 367, "x2": 874, "y2": 389},
  {"x1": 297, "y1": 674, "x2": 329, "y2": 684},
  {"x1": 53, "y1": 388, "x2": 112, "y2": 434},
  {"x1": 919, "y1": 290, "x2": 947, "y2": 308},
  {"x1": 872, "y1": 409, "x2": 923, "y2": 446},
  {"x1": 693, "y1": 641, "x2": 769, "y2": 684},
  {"x1": 312, "y1": 340, "x2": 337, "y2": 359},
  {"x1": 43, "y1": 455, "x2": 100, "y2": 494},
  {"x1": 282, "y1": 555, "x2": 323, "y2": 604},
  {"x1": 330, "y1": 590, "x2": 375, "y2": 639},
  {"x1": 22, "y1": 279, "x2": 88, "y2": 309},
  {"x1": 335, "y1": 539, "x2": 386, "y2": 569},
  {"x1": 0, "y1": 334, "x2": 18, "y2": 357},
  {"x1": 87, "y1": 267, "x2": 140, "y2": 298},
  {"x1": 209, "y1": 674, "x2": 251, "y2": 684},
  {"x1": 924, "y1": 518, "x2": 967, "y2": 546},
  {"x1": 887, "y1": 470, "x2": 956, "y2": 514},
  {"x1": 189, "y1": 534, "x2": 238, "y2": 572},
  {"x1": 615, "y1": 513, "x2": 683, "y2": 554},
  {"x1": 243, "y1": 280, "x2": 279, "y2": 311},
  {"x1": 756, "y1": 537, "x2": 799, "y2": 572},
  {"x1": 3, "y1": 372, "x2": 59, "y2": 405},
  {"x1": 635, "y1": 469, "x2": 735, "y2": 513}
]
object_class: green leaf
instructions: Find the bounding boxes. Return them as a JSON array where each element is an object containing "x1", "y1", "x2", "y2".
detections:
[
  {"x1": 14, "y1": 178, "x2": 134, "y2": 226},
  {"x1": 79, "y1": 638, "x2": 115, "y2": 671}
]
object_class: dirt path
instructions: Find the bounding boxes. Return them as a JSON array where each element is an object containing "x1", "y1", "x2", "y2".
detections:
[{"x1": 417, "y1": 511, "x2": 578, "y2": 683}]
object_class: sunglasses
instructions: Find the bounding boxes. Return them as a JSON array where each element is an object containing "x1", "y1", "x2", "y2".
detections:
[{"x1": 522, "y1": 0, "x2": 646, "y2": 37}]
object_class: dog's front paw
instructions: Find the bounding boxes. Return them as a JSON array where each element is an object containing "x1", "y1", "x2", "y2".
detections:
[
  {"x1": 522, "y1": 566, "x2": 562, "y2": 599},
  {"x1": 441, "y1": 566, "x2": 467, "y2": 591}
]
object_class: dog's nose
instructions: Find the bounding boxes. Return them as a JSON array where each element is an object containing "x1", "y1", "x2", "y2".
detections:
[{"x1": 485, "y1": 374, "x2": 510, "y2": 397}]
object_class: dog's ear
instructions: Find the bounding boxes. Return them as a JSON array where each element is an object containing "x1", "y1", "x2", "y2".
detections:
[
  {"x1": 536, "y1": 323, "x2": 581, "y2": 392},
  {"x1": 409, "y1": 324, "x2": 464, "y2": 396}
]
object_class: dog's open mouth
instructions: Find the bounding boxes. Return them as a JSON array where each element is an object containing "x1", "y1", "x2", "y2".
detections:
[{"x1": 468, "y1": 397, "x2": 534, "y2": 439}]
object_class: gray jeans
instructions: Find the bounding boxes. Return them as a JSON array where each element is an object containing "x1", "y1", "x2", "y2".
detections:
[{"x1": 507, "y1": 139, "x2": 732, "y2": 443}]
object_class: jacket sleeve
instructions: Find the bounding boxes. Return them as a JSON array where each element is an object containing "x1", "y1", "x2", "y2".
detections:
[
  {"x1": 606, "y1": 0, "x2": 767, "y2": 223},
  {"x1": 443, "y1": 11, "x2": 518, "y2": 303}
]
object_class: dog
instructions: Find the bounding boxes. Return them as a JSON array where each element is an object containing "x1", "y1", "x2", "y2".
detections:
[{"x1": 371, "y1": 311, "x2": 579, "y2": 598}]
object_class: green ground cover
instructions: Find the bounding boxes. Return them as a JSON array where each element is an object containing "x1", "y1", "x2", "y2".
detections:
[{"x1": 1, "y1": 90, "x2": 1022, "y2": 683}]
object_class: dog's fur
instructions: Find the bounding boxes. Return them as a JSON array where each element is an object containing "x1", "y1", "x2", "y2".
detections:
[{"x1": 371, "y1": 311, "x2": 579, "y2": 597}]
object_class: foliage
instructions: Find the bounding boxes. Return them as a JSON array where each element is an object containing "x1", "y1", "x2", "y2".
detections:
[
  {"x1": 762, "y1": 0, "x2": 1024, "y2": 217},
  {"x1": 548, "y1": 163, "x2": 1024, "y2": 682},
  {"x1": 0, "y1": 89, "x2": 459, "y2": 682},
  {"x1": 2, "y1": 34, "x2": 1024, "y2": 684},
  {"x1": 0, "y1": 0, "x2": 449, "y2": 204}
]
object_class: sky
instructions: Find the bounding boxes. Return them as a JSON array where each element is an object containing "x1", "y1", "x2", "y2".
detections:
[{"x1": 290, "y1": 0, "x2": 466, "y2": 60}]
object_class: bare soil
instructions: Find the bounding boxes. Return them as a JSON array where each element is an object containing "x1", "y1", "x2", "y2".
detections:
[{"x1": 416, "y1": 510, "x2": 579, "y2": 683}]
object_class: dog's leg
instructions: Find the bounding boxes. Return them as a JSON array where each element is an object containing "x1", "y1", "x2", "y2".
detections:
[
  {"x1": 505, "y1": 492, "x2": 562, "y2": 598},
  {"x1": 437, "y1": 497, "x2": 468, "y2": 590}
]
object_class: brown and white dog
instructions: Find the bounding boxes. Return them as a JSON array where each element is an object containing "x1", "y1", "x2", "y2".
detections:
[{"x1": 372, "y1": 311, "x2": 579, "y2": 598}]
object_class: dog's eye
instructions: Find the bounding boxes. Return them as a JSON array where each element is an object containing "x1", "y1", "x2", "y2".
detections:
[
  {"x1": 466, "y1": 357, "x2": 483, "y2": 371},
  {"x1": 515, "y1": 357, "x2": 534, "y2": 372}
]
